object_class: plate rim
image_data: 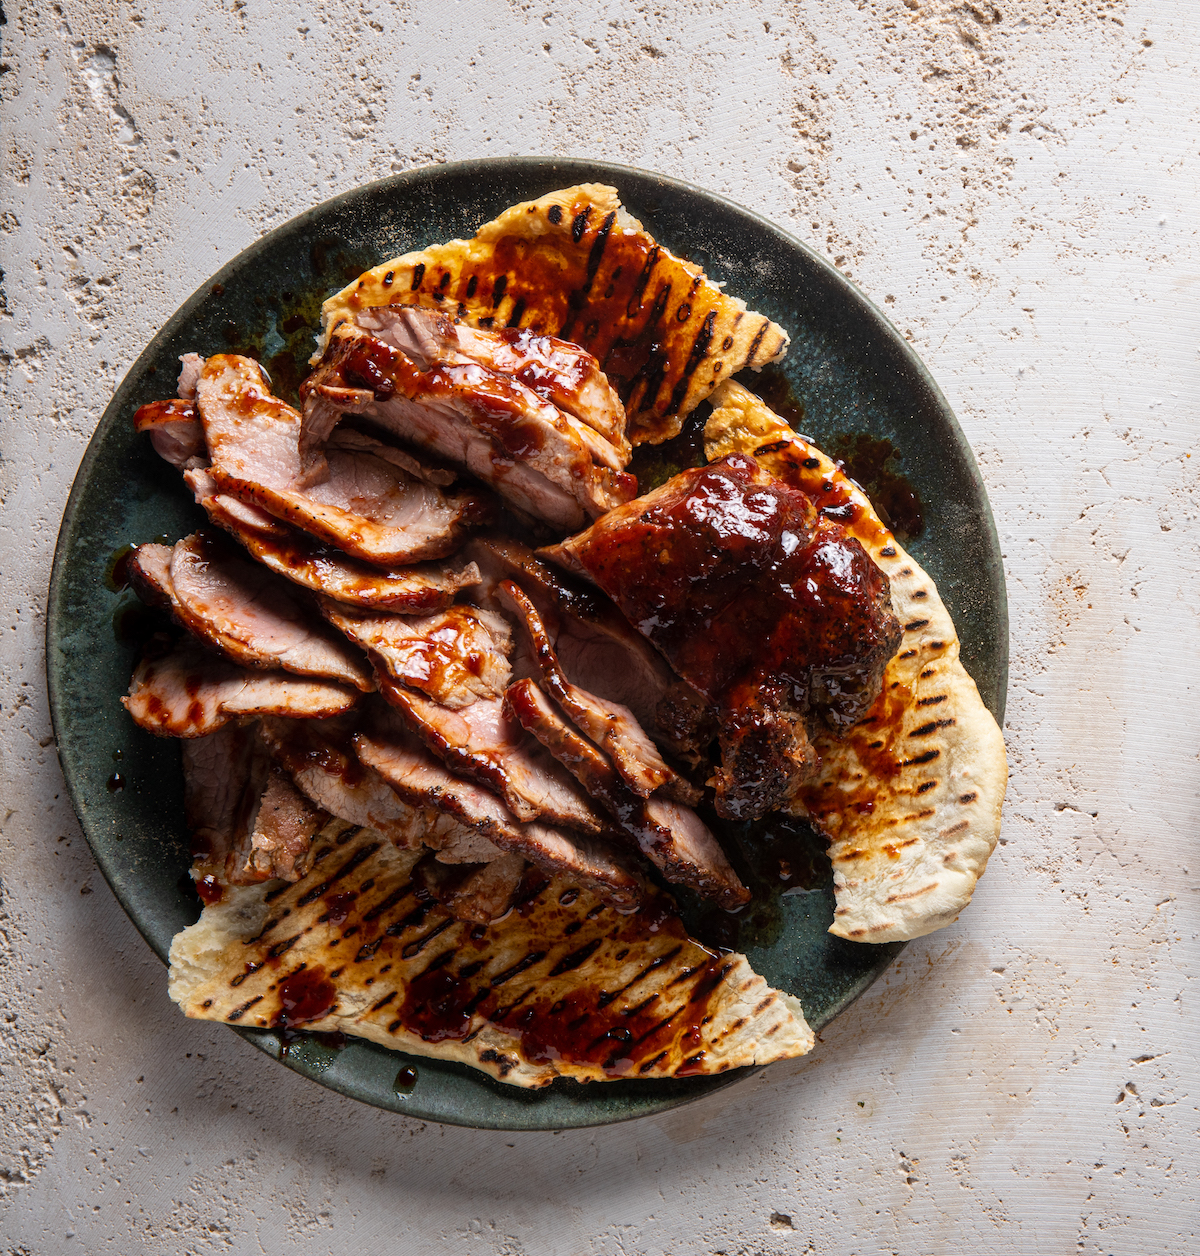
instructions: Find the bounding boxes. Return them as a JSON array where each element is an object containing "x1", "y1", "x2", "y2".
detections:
[{"x1": 45, "y1": 155, "x2": 1007, "y2": 1130}]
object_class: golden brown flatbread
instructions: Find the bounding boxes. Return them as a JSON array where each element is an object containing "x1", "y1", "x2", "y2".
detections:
[
  {"x1": 704, "y1": 381, "x2": 1007, "y2": 943},
  {"x1": 169, "y1": 820, "x2": 814, "y2": 1087},
  {"x1": 319, "y1": 184, "x2": 789, "y2": 445}
]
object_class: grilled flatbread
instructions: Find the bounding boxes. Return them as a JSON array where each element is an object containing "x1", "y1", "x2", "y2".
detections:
[
  {"x1": 319, "y1": 184, "x2": 789, "y2": 445},
  {"x1": 169, "y1": 820, "x2": 814, "y2": 1087},
  {"x1": 704, "y1": 381, "x2": 1007, "y2": 943}
]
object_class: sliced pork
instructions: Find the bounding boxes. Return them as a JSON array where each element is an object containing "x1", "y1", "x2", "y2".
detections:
[
  {"x1": 185, "y1": 467, "x2": 481, "y2": 613},
  {"x1": 463, "y1": 535, "x2": 676, "y2": 737},
  {"x1": 505, "y1": 679, "x2": 749, "y2": 909},
  {"x1": 134, "y1": 398, "x2": 206, "y2": 469},
  {"x1": 124, "y1": 636, "x2": 360, "y2": 738},
  {"x1": 196, "y1": 353, "x2": 489, "y2": 566},
  {"x1": 497, "y1": 580, "x2": 698, "y2": 803},
  {"x1": 127, "y1": 532, "x2": 375, "y2": 691},
  {"x1": 245, "y1": 765, "x2": 328, "y2": 882},
  {"x1": 259, "y1": 710, "x2": 506, "y2": 864},
  {"x1": 411, "y1": 850, "x2": 526, "y2": 924},
  {"x1": 182, "y1": 723, "x2": 271, "y2": 889},
  {"x1": 542, "y1": 454, "x2": 903, "y2": 820},
  {"x1": 378, "y1": 676, "x2": 609, "y2": 837},
  {"x1": 355, "y1": 725, "x2": 643, "y2": 910},
  {"x1": 256, "y1": 715, "x2": 431, "y2": 850},
  {"x1": 301, "y1": 321, "x2": 636, "y2": 530},
  {"x1": 357, "y1": 306, "x2": 630, "y2": 458},
  {"x1": 319, "y1": 601, "x2": 511, "y2": 709}
]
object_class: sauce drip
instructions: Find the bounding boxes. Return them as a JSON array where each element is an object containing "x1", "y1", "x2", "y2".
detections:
[
  {"x1": 276, "y1": 965, "x2": 337, "y2": 1027},
  {"x1": 393, "y1": 1066, "x2": 418, "y2": 1094},
  {"x1": 830, "y1": 433, "x2": 924, "y2": 541}
]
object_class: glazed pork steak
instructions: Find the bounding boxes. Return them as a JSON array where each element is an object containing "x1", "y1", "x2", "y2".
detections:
[{"x1": 544, "y1": 453, "x2": 903, "y2": 821}]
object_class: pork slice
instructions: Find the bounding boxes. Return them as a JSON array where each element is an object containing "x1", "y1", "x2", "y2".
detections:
[
  {"x1": 186, "y1": 467, "x2": 481, "y2": 613},
  {"x1": 177, "y1": 352, "x2": 204, "y2": 399},
  {"x1": 498, "y1": 580, "x2": 699, "y2": 803},
  {"x1": 126, "y1": 542, "x2": 175, "y2": 608},
  {"x1": 360, "y1": 306, "x2": 632, "y2": 464},
  {"x1": 197, "y1": 353, "x2": 488, "y2": 566},
  {"x1": 133, "y1": 398, "x2": 206, "y2": 469},
  {"x1": 378, "y1": 675, "x2": 608, "y2": 836},
  {"x1": 182, "y1": 723, "x2": 272, "y2": 888},
  {"x1": 123, "y1": 636, "x2": 360, "y2": 738},
  {"x1": 319, "y1": 600, "x2": 511, "y2": 708},
  {"x1": 464, "y1": 535, "x2": 675, "y2": 735},
  {"x1": 302, "y1": 324, "x2": 636, "y2": 527},
  {"x1": 327, "y1": 425, "x2": 458, "y2": 486},
  {"x1": 355, "y1": 727, "x2": 642, "y2": 910},
  {"x1": 160, "y1": 532, "x2": 375, "y2": 691},
  {"x1": 411, "y1": 850, "x2": 526, "y2": 924},
  {"x1": 257, "y1": 715, "x2": 430, "y2": 850},
  {"x1": 505, "y1": 679, "x2": 749, "y2": 909},
  {"x1": 306, "y1": 368, "x2": 587, "y2": 530},
  {"x1": 245, "y1": 764, "x2": 329, "y2": 882}
]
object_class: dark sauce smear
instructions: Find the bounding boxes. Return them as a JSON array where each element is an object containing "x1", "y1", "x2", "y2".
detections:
[
  {"x1": 676, "y1": 808, "x2": 831, "y2": 956},
  {"x1": 830, "y1": 433, "x2": 924, "y2": 541},
  {"x1": 111, "y1": 600, "x2": 160, "y2": 648},
  {"x1": 626, "y1": 402, "x2": 710, "y2": 493},
  {"x1": 276, "y1": 965, "x2": 337, "y2": 1028},
  {"x1": 745, "y1": 364, "x2": 807, "y2": 433},
  {"x1": 103, "y1": 545, "x2": 135, "y2": 593}
]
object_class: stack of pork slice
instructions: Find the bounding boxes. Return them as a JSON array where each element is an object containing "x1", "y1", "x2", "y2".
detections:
[{"x1": 126, "y1": 307, "x2": 752, "y2": 927}]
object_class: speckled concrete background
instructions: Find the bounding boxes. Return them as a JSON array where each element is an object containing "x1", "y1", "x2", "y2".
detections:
[{"x1": 2, "y1": 1, "x2": 1196, "y2": 1252}]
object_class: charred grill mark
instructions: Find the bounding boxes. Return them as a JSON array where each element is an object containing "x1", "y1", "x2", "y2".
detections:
[
  {"x1": 904, "y1": 619, "x2": 931, "y2": 632},
  {"x1": 626, "y1": 245, "x2": 661, "y2": 318},
  {"x1": 879, "y1": 545, "x2": 898, "y2": 557},
  {"x1": 909, "y1": 718, "x2": 955, "y2": 737},
  {"x1": 492, "y1": 274, "x2": 508, "y2": 308},
  {"x1": 354, "y1": 937, "x2": 385, "y2": 963},
  {"x1": 386, "y1": 899, "x2": 434, "y2": 937},
  {"x1": 363, "y1": 884, "x2": 415, "y2": 921},
  {"x1": 466, "y1": 274, "x2": 478, "y2": 298},
  {"x1": 942, "y1": 820, "x2": 970, "y2": 836},
  {"x1": 917, "y1": 694, "x2": 948, "y2": 707},
  {"x1": 745, "y1": 319, "x2": 770, "y2": 366},
  {"x1": 902, "y1": 749, "x2": 941, "y2": 766},
  {"x1": 548, "y1": 938, "x2": 602, "y2": 977},
  {"x1": 401, "y1": 917, "x2": 454, "y2": 959},
  {"x1": 479, "y1": 1048, "x2": 516, "y2": 1077},
  {"x1": 295, "y1": 841, "x2": 380, "y2": 907},
  {"x1": 439, "y1": 271, "x2": 451, "y2": 291},
  {"x1": 571, "y1": 206, "x2": 592, "y2": 243},
  {"x1": 506, "y1": 296, "x2": 527, "y2": 328},
  {"x1": 230, "y1": 960, "x2": 263, "y2": 988},
  {"x1": 370, "y1": 991, "x2": 397, "y2": 1012},
  {"x1": 754, "y1": 439, "x2": 793, "y2": 456},
  {"x1": 490, "y1": 951, "x2": 548, "y2": 987},
  {"x1": 411, "y1": 263, "x2": 425, "y2": 291},
  {"x1": 899, "y1": 649, "x2": 918, "y2": 660},
  {"x1": 547, "y1": 203, "x2": 563, "y2": 225},
  {"x1": 959, "y1": 791, "x2": 978, "y2": 804},
  {"x1": 666, "y1": 309, "x2": 719, "y2": 413},
  {"x1": 226, "y1": 995, "x2": 263, "y2": 1022},
  {"x1": 912, "y1": 590, "x2": 928, "y2": 600},
  {"x1": 267, "y1": 934, "x2": 302, "y2": 959},
  {"x1": 382, "y1": 270, "x2": 395, "y2": 287},
  {"x1": 638, "y1": 1049, "x2": 669, "y2": 1074},
  {"x1": 598, "y1": 945, "x2": 684, "y2": 1007},
  {"x1": 916, "y1": 780, "x2": 938, "y2": 794}
]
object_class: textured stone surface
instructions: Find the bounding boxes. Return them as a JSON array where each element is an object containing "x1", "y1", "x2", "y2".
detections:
[{"x1": 2, "y1": 0, "x2": 1197, "y2": 1251}]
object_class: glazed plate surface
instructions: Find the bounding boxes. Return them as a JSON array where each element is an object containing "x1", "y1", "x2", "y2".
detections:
[{"x1": 46, "y1": 158, "x2": 1008, "y2": 1129}]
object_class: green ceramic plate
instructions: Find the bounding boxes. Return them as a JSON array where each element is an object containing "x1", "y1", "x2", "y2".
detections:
[{"x1": 46, "y1": 158, "x2": 1007, "y2": 1130}]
